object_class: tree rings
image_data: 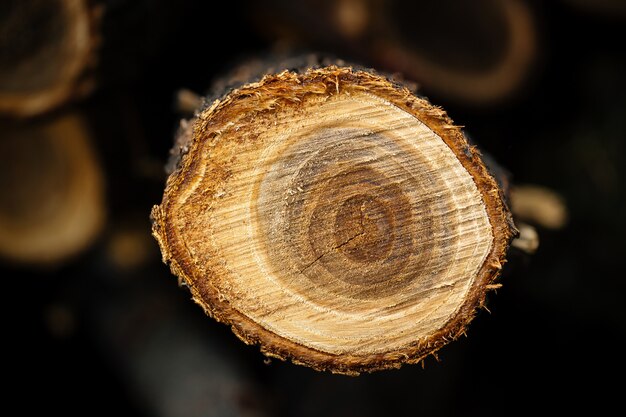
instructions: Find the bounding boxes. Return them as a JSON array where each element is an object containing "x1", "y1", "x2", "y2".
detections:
[{"x1": 152, "y1": 66, "x2": 515, "y2": 374}]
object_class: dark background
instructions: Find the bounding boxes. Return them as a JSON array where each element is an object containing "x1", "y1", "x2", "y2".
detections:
[{"x1": 2, "y1": 1, "x2": 625, "y2": 416}]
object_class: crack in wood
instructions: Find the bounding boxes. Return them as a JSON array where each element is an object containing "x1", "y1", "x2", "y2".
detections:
[
  {"x1": 299, "y1": 230, "x2": 365, "y2": 274},
  {"x1": 299, "y1": 220, "x2": 365, "y2": 275}
]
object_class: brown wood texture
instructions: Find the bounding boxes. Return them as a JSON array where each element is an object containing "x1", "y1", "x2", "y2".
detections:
[
  {"x1": 0, "y1": 0, "x2": 100, "y2": 117},
  {"x1": 0, "y1": 113, "x2": 105, "y2": 264},
  {"x1": 152, "y1": 64, "x2": 517, "y2": 374}
]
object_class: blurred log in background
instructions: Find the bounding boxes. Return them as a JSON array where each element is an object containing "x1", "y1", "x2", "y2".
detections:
[{"x1": 1, "y1": 0, "x2": 625, "y2": 416}]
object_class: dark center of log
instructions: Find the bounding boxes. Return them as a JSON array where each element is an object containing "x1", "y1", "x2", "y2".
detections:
[{"x1": 334, "y1": 193, "x2": 394, "y2": 263}]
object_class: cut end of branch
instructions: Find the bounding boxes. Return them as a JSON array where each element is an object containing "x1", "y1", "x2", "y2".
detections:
[
  {"x1": 0, "y1": 0, "x2": 99, "y2": 117},
  {"x1": 0, "y1": 113, "x2": 105, "y2": 264},
  {"x1": 152, "y1": 66, "x2": 515, "y2": 374}
]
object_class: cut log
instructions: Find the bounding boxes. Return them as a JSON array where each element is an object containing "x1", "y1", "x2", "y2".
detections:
[
  {"x1": 0, "y1": 0, "x2": 99, "y2": 117},
  {"x1": 250, "y1": 0, "x2": 537, "y2": 105},
  {"x1": 373, "y1": 0, "x2": 537, "y2": 104},
  {"x1": 151, "y1": 62, "x2": 516, "y2": 374},
  {"x1": 0, "y1": 113, "x2": 105, "y2": 264},
  {"x1": 510, "y1": 184, "x2": 568, "y2": 230},
  {"x1": 0, "y1": 0, "x2": 194, "y2": 118}
]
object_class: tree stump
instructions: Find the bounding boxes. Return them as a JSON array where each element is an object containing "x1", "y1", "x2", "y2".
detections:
[{"x1": 152, "y1": 62, "x2": 516, "y2": 374}]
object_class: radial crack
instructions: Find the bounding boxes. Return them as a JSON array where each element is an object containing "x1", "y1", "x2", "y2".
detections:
[{"x1": 299, "y1": 228, "x2": 365, "y2": 274}]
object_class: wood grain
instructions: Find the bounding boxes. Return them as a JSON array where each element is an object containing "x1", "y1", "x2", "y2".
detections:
[{"x1": 152, "y1": 66, "x2": 516, "y2": 374}]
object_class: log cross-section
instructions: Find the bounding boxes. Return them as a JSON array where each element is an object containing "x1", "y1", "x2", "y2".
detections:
[
  {"x1": 152, "y1": 65, "x2": 515, "y2": 374},
  {"x1": 0, "y1": 0, "x2": 98, "y2": 117}
]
